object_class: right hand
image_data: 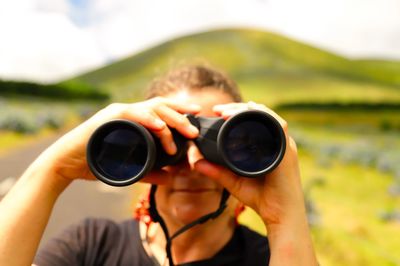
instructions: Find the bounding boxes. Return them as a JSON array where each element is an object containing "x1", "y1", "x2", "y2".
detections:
[{"x1": 29, "y1": 97, "x2": 201, "y2": 186}]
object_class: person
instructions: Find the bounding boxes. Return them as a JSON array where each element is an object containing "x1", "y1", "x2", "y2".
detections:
[{"x1": 0, "y1": 65, "x2": 318, "y2": 266}]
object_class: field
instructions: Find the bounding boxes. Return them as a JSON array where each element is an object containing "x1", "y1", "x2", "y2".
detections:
[
  {"x1": 239, "y1": 110, "x2": 400, "y2": 265},
  {"x1": 0, "y1": 96, "x2": 102, "y2": 153},
  {"x1": 1, "y1": 28, "x2": 399, "y2": 265}
]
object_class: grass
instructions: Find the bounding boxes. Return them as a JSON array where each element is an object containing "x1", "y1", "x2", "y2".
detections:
[
  {"x1": 0, "y1": 97, "x2": 102, "y2": 151},
  {"x1": 239, "y1": 150, "x2": 400, "y2": 266},
  {"x1": 307, "y1": 156, "x2": 400, "y2": 265},
  {"x1": 279, "y1": 109, "x2": 400, "y2": 129},
  {"x1": 239, "y1": 75, "x2": 400, "y2": 108},
  {"x1": 238, "y1": 119, "x2": 400, "y2": 266}
]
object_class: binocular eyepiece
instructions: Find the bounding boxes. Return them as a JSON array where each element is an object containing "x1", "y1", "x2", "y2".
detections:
[{"x1": 87, "y1": 110, "x2": 286, "y2": 186}]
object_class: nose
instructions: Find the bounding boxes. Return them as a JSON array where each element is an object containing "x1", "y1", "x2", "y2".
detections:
[{"x1": 186, "y1": 141, "x2": 204, "y2": 170}]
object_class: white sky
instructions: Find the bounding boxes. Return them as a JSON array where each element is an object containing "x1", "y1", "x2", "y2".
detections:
[{"x1": 0, "y1": 0, "x2": 399, "y2": 83}]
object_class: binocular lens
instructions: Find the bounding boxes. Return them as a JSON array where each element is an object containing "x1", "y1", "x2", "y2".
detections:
[
  {"x1": 223, "y1": 120, "x2": 280, "y2": 173},
  {"x1": 87, "y1": 121, "x2": 154, "y2": 185},
  {"x1": 96, "y1": 129, "x2": 147, "y2": 179},
  {"x1": 217, "y1": 111, "x2": 285, "y2": 177}
]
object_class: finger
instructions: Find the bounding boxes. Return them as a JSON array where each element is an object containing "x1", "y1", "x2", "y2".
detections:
[
  {"x1": 164, "y1": 99, "x2": 202, "y2": 114},
  {"x1": 289, "y1": 136, "x2": 298, "y2": 154},
  {"x1": 214, "y1": 102, "x2": 288, "y2": 134},
  {"x1": 141, "y1": 110, "x2": 178, "y2": 155},
  {"x1": 152, "y1": 126, "x2": 177, "y2": 155},
  {"x1": 154, "y1": 104, "x2": 199, "y2": 138},
  {"x1": 218, "y1": 108, "x2": 247, "y2": 119},
  {"x1": 213, "y1": 103, "x2": 247, "y2": 115},
  {"x1": 152, "y1": 97, "x2": 201, "y2": 114},
  {"x1": 122, "y1": 105, "x2": 181, "y2": 154},
  {"x1": 82, "y1": 166, "x2": 99, "y2": 181},
  {"x1": 195, "y1": 159, "x2": 245, "y2": 198},
  {"x1": 121, "y1": 109, "x2": 177, "y2": 153},
  {"x1": 117, "y1": 105, "x2": 167, "y2": 131},
  {"x1": 248, "y1": 103, "x2": 288, "y2": 131},
  {"x1": 103, "y1": 103, "x2": 177, "y2": 154}
]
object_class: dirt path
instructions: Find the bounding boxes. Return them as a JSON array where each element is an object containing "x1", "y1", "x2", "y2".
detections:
[{"x1": 0, "y1": 133, "x2": 140, "y2": 248}]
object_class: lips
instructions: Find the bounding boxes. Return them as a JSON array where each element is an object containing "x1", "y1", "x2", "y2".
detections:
[{"x1": 169, "y1": 174, "x2": 220, "y2": 194}]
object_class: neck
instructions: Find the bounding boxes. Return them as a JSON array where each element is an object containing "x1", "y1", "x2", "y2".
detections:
[{"x1": 146, "y1": 213, "x2": 235, "y2": 265}]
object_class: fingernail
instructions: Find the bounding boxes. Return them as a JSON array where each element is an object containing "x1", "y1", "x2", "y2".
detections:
[
  {"x1": 169, "y1": 142, "x2": 177, "y2": 154},
  {"x1": 154, "y1": 119, "x2": 166, "y2": 129},
  {"x1": 189, "y1": 104, "x2": 201, "y2": 110},
  {"x1": 189, "y1": 125, "x2": 199, "y2": 135}
]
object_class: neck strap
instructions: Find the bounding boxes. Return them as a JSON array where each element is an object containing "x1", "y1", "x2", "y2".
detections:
[{"x1": 149, "y1": 185, "x2": 230, "y2": 266}]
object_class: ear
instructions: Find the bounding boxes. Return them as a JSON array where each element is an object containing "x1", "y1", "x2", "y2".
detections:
[
  {"x1": 234, "y1": 202, "x2": 246, "y2": 225},
  {"x1": 133, "y1": 188, "x2": 153, "y2": 227}
]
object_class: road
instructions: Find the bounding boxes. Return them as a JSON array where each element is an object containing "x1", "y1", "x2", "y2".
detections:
[{"x1": 0, "y1": 132, "x2": 143, "y2": 249}]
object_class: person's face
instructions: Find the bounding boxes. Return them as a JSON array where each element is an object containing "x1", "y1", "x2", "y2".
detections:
[{"x1": 155, "y1": 88, "x2": 237, "y2": 225}]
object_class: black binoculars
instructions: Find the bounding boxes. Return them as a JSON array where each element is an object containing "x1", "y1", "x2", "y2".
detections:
[{"x1": 87, "y1": 110, "x2": 286, "y2": 186}]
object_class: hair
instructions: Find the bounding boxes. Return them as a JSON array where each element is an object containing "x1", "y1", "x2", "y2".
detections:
[{"x1": 145, "y1": 65, "x2": 243, "y2": 102}]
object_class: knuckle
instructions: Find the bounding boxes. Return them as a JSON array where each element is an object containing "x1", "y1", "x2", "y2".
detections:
[
  {"x1": 100, "y1": 103, "x2": 126, "y2": 118},
  {"x1": 106, "y1": 103, "x2": 123, "y2": 111},
  {"x1": 281, "y1": 121, "x2": 289, "y2": 132},
  {"x1": 160, "y1": 128, "x2": 173, "y2": 139},
  {"x1": 153, "y1": 103, "x2": 163, "y2": 112},
  {"x1": 118, "y1": 107, "x2": 132, "y2": 118},
  {"x1": 176, "y1": 116, "x2": 190, "y2": 128},
  {"x1": 288, "y1": 136, "x2": 298, "y2": 153},
  {"x1": 150, "y1": 96, "x2": 165, "y2": 106},
  {"x1": 232, "y1": 177, "x2": 244, "y2": 193}
]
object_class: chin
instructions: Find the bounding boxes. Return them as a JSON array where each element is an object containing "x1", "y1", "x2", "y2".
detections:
[
  {"x1": 172, "y1": 203, "x2": 214, "y2": 225},
  {"x1": 156, "y1": 188, "x2": 222, "y2": 225}
]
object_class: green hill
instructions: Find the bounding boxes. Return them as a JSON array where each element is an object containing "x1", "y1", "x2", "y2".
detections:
[{"x1": 70, "y1": 28, "x2": 400, "y2": 106}]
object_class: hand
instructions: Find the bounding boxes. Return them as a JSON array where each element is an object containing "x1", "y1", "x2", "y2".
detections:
[
  {"x1": 194, "y1": 101, "x2": 306, "y2": 227},
  {"x1": 31, "y1": 97, "x2": 201, "y2": 186}
]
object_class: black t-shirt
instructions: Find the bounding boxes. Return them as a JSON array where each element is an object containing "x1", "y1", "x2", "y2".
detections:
[{"x1": 34, "y1": 218, "x2": 270, "y2": 266}]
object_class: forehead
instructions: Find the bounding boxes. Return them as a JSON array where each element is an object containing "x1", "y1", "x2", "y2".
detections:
[{"x1": 166, "y1": 88, "x2": 235, "y2": 116}]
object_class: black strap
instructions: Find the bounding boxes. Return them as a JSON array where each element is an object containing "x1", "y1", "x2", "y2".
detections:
[{"x1": 149, "y1": 185, "x2": 230, "y2": 266}]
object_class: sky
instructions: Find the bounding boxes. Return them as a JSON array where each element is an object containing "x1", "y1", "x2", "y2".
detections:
[{"x1": 0, "y1": 0, "x2": 399, "y2": 83}]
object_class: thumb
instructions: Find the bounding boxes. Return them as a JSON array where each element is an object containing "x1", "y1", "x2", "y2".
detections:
[{"x1": 195, "y1": 159, "x2": 244, "y2": 198}]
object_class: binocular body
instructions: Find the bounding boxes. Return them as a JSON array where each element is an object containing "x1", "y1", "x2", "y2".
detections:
[{"x1": 87, "y1": 110, "x2": 286, "y2": 186}]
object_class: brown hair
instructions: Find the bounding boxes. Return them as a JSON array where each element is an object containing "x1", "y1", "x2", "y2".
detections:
[{"x1": 145, "y1": 65, "x2": 243, "y2": 102}]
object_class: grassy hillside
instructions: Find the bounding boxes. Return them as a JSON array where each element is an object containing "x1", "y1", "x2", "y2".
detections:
[{"x1": 70, "y1": 28, "x2": 400, "y2": 105}]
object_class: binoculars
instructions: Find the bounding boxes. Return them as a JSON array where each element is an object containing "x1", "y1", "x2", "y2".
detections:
[{"x1": 87, "y1": 110, "x2": 286, "y2": 186}]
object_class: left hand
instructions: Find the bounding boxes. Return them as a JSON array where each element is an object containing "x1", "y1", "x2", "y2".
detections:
[{"x1": 194, "y1": 101, "x2": 307, "y2": 228}]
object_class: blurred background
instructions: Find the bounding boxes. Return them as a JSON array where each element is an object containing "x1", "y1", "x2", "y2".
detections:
[{"x1": 0, "y1": 0, "x2": 399, "y2": 265}]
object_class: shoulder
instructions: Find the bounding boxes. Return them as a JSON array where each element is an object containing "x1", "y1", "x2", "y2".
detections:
[
  {"x1": 52, "y1": 217, "x2": 139, "y2": 247},
  {"x1": 74, "y1": 217, "x2": 139, "y2": 237},
  {"x1": 34, "y1": 218, "x2": 151, "y2": 266},
  {"x1": 76, "y1": 217, "x2": 138, "y2": 230}
]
